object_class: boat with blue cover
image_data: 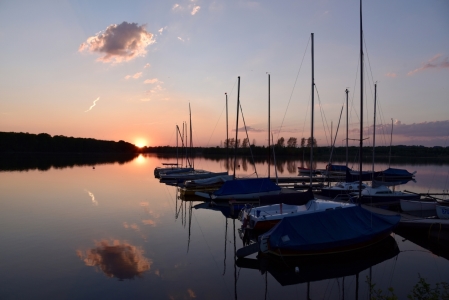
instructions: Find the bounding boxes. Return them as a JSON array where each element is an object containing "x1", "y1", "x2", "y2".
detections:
[
  {"x1": 257, "y1": 205, "x2": 400, "y2": 257},
  {"x1": 195, "y1": 177, "x2": 281, "y2": 200}
]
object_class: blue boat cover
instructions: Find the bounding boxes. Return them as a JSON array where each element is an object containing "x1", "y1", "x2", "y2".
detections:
[
  {"x1": 213, "y1": 178, "x2": 281, "y2": 196},
  {"x1": 380, "y1": 168, "x2": 413, "y2": 177},
  {"x1": 327, "y1": 164, "x2": 351, "y2": 172},
  {"x1": 261, "y1": 206, "x2": 400, "y2": 252}
]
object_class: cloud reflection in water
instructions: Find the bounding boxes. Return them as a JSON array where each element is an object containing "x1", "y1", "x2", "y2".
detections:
[{"x1": 77, "y1": 240, "x2": 151, "y2": 280}]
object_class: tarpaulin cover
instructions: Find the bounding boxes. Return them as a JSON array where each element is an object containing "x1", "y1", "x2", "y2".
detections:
[
  {"x1": 380, "y1": 168, "x2": 413, "y2": 177},
  {"x1": 213, "y1": 178, "x2": 281, "y2": 196},
  {"x1": 259, "y1": 188, "x2": 314, "y2": 205},
  {"x1": 261, "y1": 205, "x2": 400, "y2": 252},
  {"x1": 327, "y1": 164, "x2": 351, "y2": 172}
]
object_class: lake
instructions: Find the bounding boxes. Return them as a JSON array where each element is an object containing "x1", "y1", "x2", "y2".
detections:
[{"x1": 1, "y1": 154, "x2": 448, "y2": 299}]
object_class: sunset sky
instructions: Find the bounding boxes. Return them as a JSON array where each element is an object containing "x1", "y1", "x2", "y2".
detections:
[{"x1": 1, "y1": 0, "x2": 448, "y2": 148}]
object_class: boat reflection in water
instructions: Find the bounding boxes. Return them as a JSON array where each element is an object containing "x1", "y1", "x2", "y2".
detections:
[
  {"x1": 236, "y1": 236, "x2": 399, "y2": 296},
  {"x1": 76, "y1": 239, "x2": 152, "y2": 281}
]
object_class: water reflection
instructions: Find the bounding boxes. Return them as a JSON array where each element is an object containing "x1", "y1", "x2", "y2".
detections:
[
  {"x1": 77, "y1": 240, "x2": 151, "y2": 281},
  {"x1": 84, "y1": 189, "x2": 98, "y2": 206},
  {"x1": 0, "y1": 153, "x2": 137, "y2": 171}
]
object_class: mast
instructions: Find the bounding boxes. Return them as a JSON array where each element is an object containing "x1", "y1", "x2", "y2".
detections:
[
  {"x1": 226, "y1": 93, "x2": 229, "y2": 166},
  {"x1": 189, "y1": 103, "x2": 193, "y2": 169},
  {"x1": 176, "y1": 125, "x2": 179, "y2": 167},
  {"x1": 359, "y1": 0, "x2": 364, "y2": 200},
  {"x1": 268, "y1": 73, "x2": 271, "y2": 178},
  {"x1": 345, "y1": 89, "x2": 349, "y2": 168},
  {"x1": 310, "y1": 32, "x2": 314, "y2": 187},
  {"x1": 372, "y1": 83, "x2": 377, "y2": 184},
  {"x1": 233, "y1": 77, "x2": 241, "y2": 179},
  {"x1": 389, "y1": 118, "x2": 393, "y2": 168}
]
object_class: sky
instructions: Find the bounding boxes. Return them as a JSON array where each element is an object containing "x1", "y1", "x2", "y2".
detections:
[{"x1": 1, "y1": 0, "x2": 448, "y2": 148}]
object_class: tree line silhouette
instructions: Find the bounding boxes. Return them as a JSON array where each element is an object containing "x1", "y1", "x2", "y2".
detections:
[{"x1": 0, "y1": 132, "x2": 139, "y2": 153}]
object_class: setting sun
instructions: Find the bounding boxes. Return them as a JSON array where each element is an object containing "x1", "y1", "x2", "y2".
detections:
[{"x1": 135, "y1": 139, "x2": 147, "y2": 148}]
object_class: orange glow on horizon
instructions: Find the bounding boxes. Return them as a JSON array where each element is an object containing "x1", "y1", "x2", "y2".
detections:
[{"x1": 135, "y1": 138, "x2": 148, "y2": 148}]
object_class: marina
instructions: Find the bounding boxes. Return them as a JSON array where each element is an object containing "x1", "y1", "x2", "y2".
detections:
[{"x1": 1, "y1": 154, "x2": 449, "y2": 299}]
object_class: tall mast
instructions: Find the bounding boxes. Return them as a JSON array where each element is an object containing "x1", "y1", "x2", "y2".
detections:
[
  {"x1": 345, "y1": 89, "x2": 349, "y2": 168},
  {"x1": 372, "y1": 83, "x2": 377, "y2": 184},
  {"x1": 359, "y1": 0, "x2": 364, "y2": 200},
  {"x1": 226, "y1": 93, "x2": 229, "y2": 165},
  {"x1": 389, "y1": 118, "x2": 393, "y2": 168},
  {"x1": 310, "y1": 32, "x2": 314, "y2": 187},
  {"x1": 233, "y1": 77, "x2": 241, "y2": 179},
  {"x1": 176, "y1": 125, "x2": 179, "y2": 167},
  {"x1": 189, "y1": 104, "x2": 193, "y2": 169},
  {"x1": 268, "y1": 73, "x2": 271, "y2": 178}
]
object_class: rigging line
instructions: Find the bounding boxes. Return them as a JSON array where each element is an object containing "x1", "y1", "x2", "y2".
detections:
[
  {"x1": 349, "y1": 56, "x2": 360, "y2": 137},
  {"x1": 205, "y1": 103, "x2": 226, "y2": 148},
  {"x1": 314, "y1": 84, "x2": 330, "y2": 147},
  {"x1": 277, "y1": 36, "x2": 311, "y2": 141},
  {"x1": 239, "y1": 102, "x2": 258, "y2": 176},
  {"x1": 204, "y1": 78, "x2": 238, "y2": 150},
  {"x1": 191, "y1": 210, "x2": 233, "y2": 299}
]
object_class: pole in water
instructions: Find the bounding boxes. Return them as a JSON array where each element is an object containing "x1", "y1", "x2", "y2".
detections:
[{"x1": 268, "y1": 72, "x2": 271, "y2": 179}]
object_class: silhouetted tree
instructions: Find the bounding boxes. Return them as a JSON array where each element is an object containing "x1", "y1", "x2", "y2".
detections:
[{"x1": 287, "y1": 137, "x2": 297, "y2": 148}]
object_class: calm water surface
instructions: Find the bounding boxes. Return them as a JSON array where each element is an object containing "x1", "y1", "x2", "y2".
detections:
[{"x1": 1, "y1": 154, "x2": 448, "y2": 299}]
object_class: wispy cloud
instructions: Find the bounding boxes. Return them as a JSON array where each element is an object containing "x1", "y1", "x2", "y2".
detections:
[
  {"x1": 172, "y1": 3, "x2": 180, "y2": 10},
  {"x1": 177, "y1": 36, "x2": 185, "y2": 42},
  {"x1": 350, "y1": 120, "x2": 449, "y2": 138},
  {"x1": 191, "y1": 6, "x2": 201, "y2": 15},
  {"x1": 144, "y1": 63, "x2": 151, "y2": 68},
  {"x1": 85, "y1": 97, "x2": 100, "y2": 112},
  {"x1": 233, "y1": 126, "x2": 264, "y2": 132},
  {"x1": 79, "y1": 22, "x2": 154, "y2": 64},
  {"x1": 125, "y1": 72, "x2": 143, "y2": 79},
  {"x1": 385, "y1": 72, "x2": 397, "y2": 78},
  {"x1": 144, "y1": 78, "x2": 163, "y2": 84},
  {"x1": 407, "y1": 54, "x2": 449, "y2": 76}
]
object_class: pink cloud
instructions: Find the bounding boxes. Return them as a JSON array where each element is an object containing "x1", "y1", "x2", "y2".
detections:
[
  {"x1": 144, "y1": 78, "x2": 162, "y2": 84},
  {"x1": 191, "y1": 6, "x2": 200, "y2": 15},
  {"x1": 407, "y1": 54, "x2": 449, "y2": 76},
  {"x1": 79, "y1": 22, "x2": 154, "y2": 64},
  {"x1": 125, "y1": 72, "x2": 143, "y2": 79},
  {"x1": 385, "y1": 72, "x2": 397, "y2": 78}
]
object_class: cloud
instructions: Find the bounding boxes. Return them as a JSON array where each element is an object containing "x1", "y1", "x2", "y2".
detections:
[
  {"x1": 142, "y1": 219, "x2": 156, "y2": 226},
  {"x1": 172, "y1": 3, "x2": 180, "y2": 10},
  {"x1": 144, "y1": 63, "x2": 151, "y2": 69},
  {"x1": 125, "y1": 72, "x2": 143, "y2": 79},
  {"x1": 187, "y1": 289, "x2": 197, "y2": 298},
  {"x1": 385, "y1": 72, "x2": 397, "y2": 78},
  {"x1": 123, "y1": 222, "x2": 140, "y2": 231},
  {"x1": 178, "y1": 37, "x2": 185, "y2": 42},
  {"x1": 350, "y1": 120, "x2": 449, "y2": 139},
  {"x1": 77, "y1": 240, "x2": 152, "y2": 280},
  {"x1": 233, "y1": 126, "x2": 264, "y2": 132},
  {"x1": 85, "y1": 97, "x2": 100, "y2": 112},
  {"x1": 144, "y1": 78, "x2": 163, "y2": 84},
  {"x1": 191, "y1": 6, "x2": 200, "y2": 15},
  {"x1": 79, "y1": 22, "x2": 154, "y2": 64},
  {"x1": 407, "y1": 54, "x2": 449, "y2": 76}
]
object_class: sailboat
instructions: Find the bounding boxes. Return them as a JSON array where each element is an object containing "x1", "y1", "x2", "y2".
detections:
[
  {"x1": 159, "y1": 105, "x2": 229, "y2": 184},
  {"x1": 349, "y1": 84, "x2": 419, "y2": 204},
  {"x1": 195, "y1": 76, "x2": 281, "y2": 201},
  {"x1": 237, "y1": 0, "x2": 401, "y2": 258}
]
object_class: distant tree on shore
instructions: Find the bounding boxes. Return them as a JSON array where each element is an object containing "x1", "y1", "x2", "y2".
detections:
[
  {"x1": 287, "y1": 137, "x2": 297, "y2": 148},
  {"x1": 0, "y1": 132, "x2": 139, "y2": 153}
]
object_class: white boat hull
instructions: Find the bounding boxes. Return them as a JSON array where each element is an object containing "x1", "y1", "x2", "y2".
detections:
[
  {"x1": 400, "y1": 199, "x2": 437, "y2": 212},
  {"x1": 436, "y1": 204, "x2": 449, "y2": 219}
]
